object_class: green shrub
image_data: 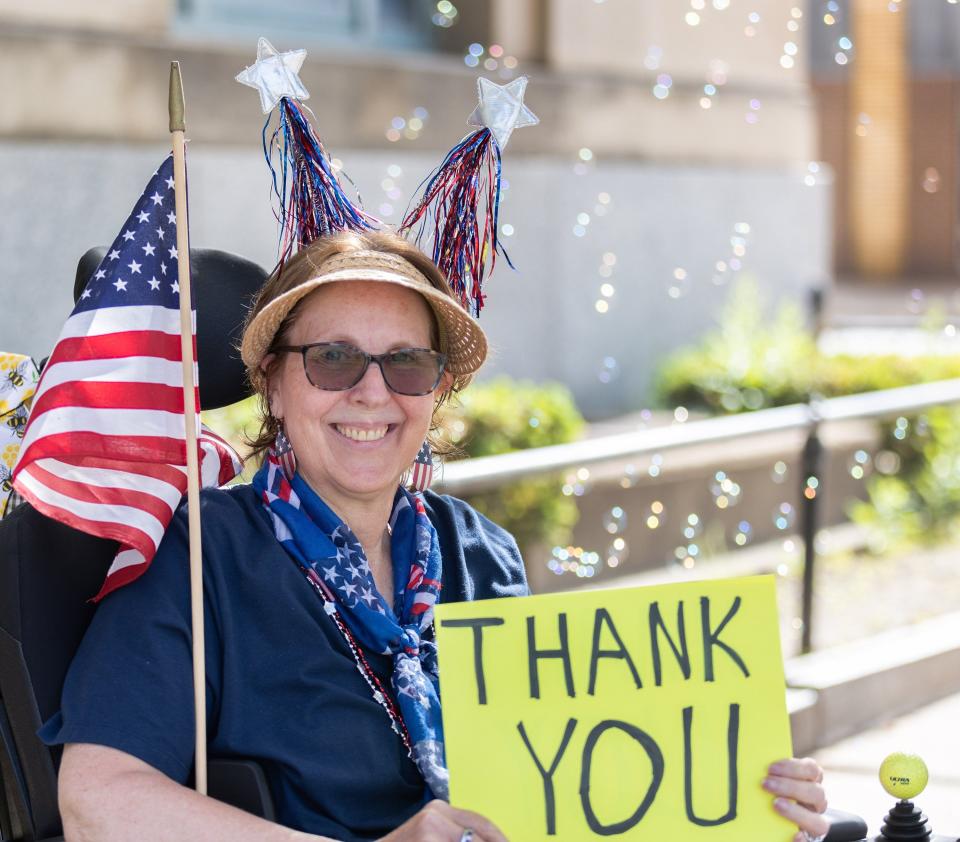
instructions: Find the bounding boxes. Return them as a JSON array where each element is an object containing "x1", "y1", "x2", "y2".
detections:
[
  {"x1": 814, "y1": 354, "x2": 960, "y2": 397},
  {"x1": 441, "y1": 377, "x2": 585, "y2": 556},
  {"x1": 443, "y1": 378, "x2": 584, "y2": 456},
  {"x1": 849, "y1": 406, "x2": 960, "y2": 547},
  {"x1": 202, "y1": 396, "x2": 261, "y2": 483},
  {"x1": 655, "y1": 278, "x2": 819, "y2": 412},
  {"x1": 656, "y1": 278, "x2": 960, "y2": 547},
  {"x1": 656, "y1": 278, "x2": 960, "y2": 411}
]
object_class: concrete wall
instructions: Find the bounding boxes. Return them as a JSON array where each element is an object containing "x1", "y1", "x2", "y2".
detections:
[
  {"x1": 0, "y1": 3, "x2": 816, "y2": 164},
  {"x1": 0, "y1": 0, "x2": 171, "y2": 32},
  {"x1": 544, "y1": 0, "x2": 815, "y2": 164},
  {"x1": 0, "y1": 141, "x2": 831, "y2": 418},
  {"x1": 548, "y1": 0, "x2": 809, "y2": 83}
]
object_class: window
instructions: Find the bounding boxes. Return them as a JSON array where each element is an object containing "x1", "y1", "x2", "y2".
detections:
[{"x1": 177, "y1": 0, "x2": 434, "y2": 51}]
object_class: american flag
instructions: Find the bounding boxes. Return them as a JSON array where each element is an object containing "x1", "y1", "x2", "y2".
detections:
[
  {"x1": 409, "y1": 441, "x2": 434, "y2": 492},
  {"x1": 12, "y1": 155, "x2": 242, "y2": 599}
]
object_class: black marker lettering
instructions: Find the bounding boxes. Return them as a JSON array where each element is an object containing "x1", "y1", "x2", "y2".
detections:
[
  {"x1": 701, "y1": 596, "x2": 750, "y2": 681},
  {"x1": 580, "y1": 720, "x2": 664, "y2": 835},
  {"x1": 439, "y1": 617, "x2": 505, "y2": 704},
  {"x1": 527, "y1": 613, "x2": 575, "y2": 699},
  {"x1": 649, "y1": 600, "x2": 691, "y2": 686},
  {"x1": 517, "y1": 718, "x2": 578, "y2": 836},
  {"x1": 587, "y1": 607, "x2": 642, "y2": 695},
  {"x1": 683, "y1": 703, "x2": 740, "y2": 826}
]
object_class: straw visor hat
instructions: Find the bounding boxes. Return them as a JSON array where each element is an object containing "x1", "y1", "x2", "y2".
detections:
[{"x1": 241, "y1": 249, "x2": 488, "y2": 387}]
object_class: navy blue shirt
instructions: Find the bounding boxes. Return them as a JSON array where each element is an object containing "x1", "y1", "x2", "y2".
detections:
[{"x1": 41, "y1": 484, "x2": 528, "y2": 841}]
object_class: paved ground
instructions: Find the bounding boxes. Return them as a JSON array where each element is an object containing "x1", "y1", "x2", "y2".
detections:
[
  {"x1": 817, "y1": 692, "x2": 960, "y2": 839},
  {"x1": 777, "y1": 534, "x2": 960, "y2": 658}
]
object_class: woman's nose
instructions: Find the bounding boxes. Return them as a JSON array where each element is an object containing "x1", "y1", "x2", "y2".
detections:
[{"x1": 348, "y1": 358, "x2": 392, "y2": 403}]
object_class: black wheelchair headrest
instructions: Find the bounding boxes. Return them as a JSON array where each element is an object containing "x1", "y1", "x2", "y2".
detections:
[{"x1": 74, "y1": 247, "x2": 269, "y2": 410}]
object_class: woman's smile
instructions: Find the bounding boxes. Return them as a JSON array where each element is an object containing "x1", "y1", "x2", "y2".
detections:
[{"x1": 332, "y1": 423, "x2": 393, "y2": 443}]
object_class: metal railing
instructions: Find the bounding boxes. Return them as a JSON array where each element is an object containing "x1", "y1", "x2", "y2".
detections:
[{"x1": 434, "y1": 378, "x2": 960, "y2": 653}]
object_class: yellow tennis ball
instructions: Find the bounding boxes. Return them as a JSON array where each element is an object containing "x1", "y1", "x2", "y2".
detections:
[{"x1": 879, "y1": 753, "x2": 929, "y2": 800}]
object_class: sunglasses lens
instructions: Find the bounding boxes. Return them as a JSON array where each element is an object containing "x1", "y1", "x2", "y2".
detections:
[
  {"x1": 302, "y1": 345, "x2": 367, "y2": 390},
  {"x1": 382, "y1": 349, "x2": 444, "y2": 396}
]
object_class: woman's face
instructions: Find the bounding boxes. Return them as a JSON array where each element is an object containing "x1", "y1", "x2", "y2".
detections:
[{"x1": 266, "y1": 280, "x2": 440, "y2": 509}]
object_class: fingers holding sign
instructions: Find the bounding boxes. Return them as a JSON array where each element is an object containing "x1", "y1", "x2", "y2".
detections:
[
  {"x1": 377, "y1": 800, "x2": 509, "y2": 842},
  {"x1": 764, "y1": 757, "x2": 830, "y2": 841}
]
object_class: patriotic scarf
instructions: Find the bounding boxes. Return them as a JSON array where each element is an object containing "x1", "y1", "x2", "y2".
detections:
[{"x1": 252, "y1": 450, "x2": 449, "y2": 799}]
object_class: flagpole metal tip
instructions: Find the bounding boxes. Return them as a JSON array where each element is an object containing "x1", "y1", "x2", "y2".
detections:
[{"x1": 169, "y1": 61, "x2": 185, "y2": 133}]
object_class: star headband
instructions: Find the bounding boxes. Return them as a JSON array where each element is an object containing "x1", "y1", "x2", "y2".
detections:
[
  {"x1": 399, "y1": 75, "x2": 538, "y2": 316},
  {"x1": 237, "y1": 39, "x2": 538, "y2": 315},
  {"x1": 236, "y1": 37, "x2": 377, "y2": 257}
]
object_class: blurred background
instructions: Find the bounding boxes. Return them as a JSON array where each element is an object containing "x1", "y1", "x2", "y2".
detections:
[{"x1": 1, "y1": 0, "x2": 959, "y2": 830}]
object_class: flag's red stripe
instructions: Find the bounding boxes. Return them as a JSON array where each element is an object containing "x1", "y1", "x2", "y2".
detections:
[
  {"x1": 16, "y1": 483, "x2": 157, "y2": 563},
  {"x1": 200, "y1": 430, "x2": 244, "y2": 486},
  {"x1": 216, "y1": 449, "x2": 239, "y2": 486},
  {"x1": 46, "y1": 444, "x2": 230, "y2": 488},
  {"x1": 55, "y1": 454, "x2": 189, "y2": 487},
  {"x1": 29, "y1": 380, "x2": 197, "y2": 417},
  {"x1": 15, "y1": 431, "x2": 186, "y2": 474},
  {"x1": 26, "y1": 462, "x2": 181, "y2": 526},
  {"x1": 94, "y1": 561, "x2": 150, "y2": 602},
  {"x1": 46, "y1": 331, "x2": 186, "y2": 366}
]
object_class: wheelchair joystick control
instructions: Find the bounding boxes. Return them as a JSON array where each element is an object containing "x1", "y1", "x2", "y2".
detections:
[{"x1": 877, "y1": 753, "x2": 932, "y2": 841}]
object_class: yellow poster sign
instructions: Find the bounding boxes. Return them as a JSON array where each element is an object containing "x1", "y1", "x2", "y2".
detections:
[{"x1": 435, "y1": 575, "x2": 795, "y2": 841}]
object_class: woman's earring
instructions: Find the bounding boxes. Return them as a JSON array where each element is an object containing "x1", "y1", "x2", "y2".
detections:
[
  {"x1": 408, "y1": 440, "x2": 434, "y2": 492},
  {"x1": 274, "y1": 421, "x2": 297, "y2": 481}
]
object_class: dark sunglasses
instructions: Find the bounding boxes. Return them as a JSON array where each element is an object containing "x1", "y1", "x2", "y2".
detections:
[{"x1": 271, "y1": 342, "x2": 447, "y2": 396}]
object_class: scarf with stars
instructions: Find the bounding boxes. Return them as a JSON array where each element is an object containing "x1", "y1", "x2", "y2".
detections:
[{"x1": 252, "y1": 450, "x2": 449, "y2": 800}]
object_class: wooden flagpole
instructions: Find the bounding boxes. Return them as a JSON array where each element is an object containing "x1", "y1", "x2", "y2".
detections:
[{"x1": 169, "y1": 61, "x2": 207, "y2": 795}]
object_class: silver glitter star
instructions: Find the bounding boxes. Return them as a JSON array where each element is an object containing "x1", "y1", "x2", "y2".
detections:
[
  {"x1": 467, "y1": 76, "x2": 539, "y2": 150},
  {"x1": 236, "y1": 37, "x2": 309, "y2": 114}
]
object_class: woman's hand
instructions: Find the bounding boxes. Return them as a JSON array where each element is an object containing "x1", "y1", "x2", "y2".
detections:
[
  {"x1": 378, "y1": 800, "x2": 509, "y2": 842},
  {"x1": 764, "y1": 757, "x2": 830, "y2": 841}
]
